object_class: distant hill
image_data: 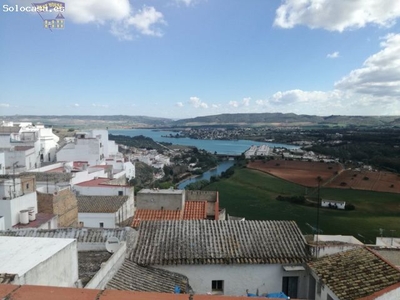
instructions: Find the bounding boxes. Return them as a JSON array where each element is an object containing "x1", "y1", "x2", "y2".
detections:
[
  {"x1": 1, "y1": 115, "x2": 174, "y2": 128},
  {"x1": 2, "y1": 113, "x2": 399, "y2": 128},
  {"x1": 172, "y1": 113, "x2": 398, "y2": 127}
]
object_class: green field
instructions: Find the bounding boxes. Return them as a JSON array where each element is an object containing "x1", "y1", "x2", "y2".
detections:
[{"x1": 204, "y1": 167, "x2": 400, "y2": 243}]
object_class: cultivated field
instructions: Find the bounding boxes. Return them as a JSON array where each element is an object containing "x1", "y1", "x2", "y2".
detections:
[
  {"x1": 327, "y1": 170, "x2": 400, "y2": 193},
  {"x1": 247, "y1": 160, "x2": 343, "y2": 187},
  {"x1": 205, "y1": 167, "x2": 400, "y2": 242}
]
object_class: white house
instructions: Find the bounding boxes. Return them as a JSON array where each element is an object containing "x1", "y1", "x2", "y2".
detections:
[
  {"x1": 129, "y1": 220, "x2": 311, "y2": 298},
  {"x1": 74, "y1": 178, "x2": 134, "y2": 197},
  {"x1": 0, "y1": 236, "x2": 78, "y2": 287},
  {"x1": 77, "y1": 195, "x2": 134, "y2": 228},
  {"x1": 0, "y1": 122, "x2": 59, "y2": 170},
  {"x1": 57, "y1": 132, "x2": 104, "y2": 166},
  {"x1": 321, "y1": 199, "x2": 346, "y2": 210},
  {"x1": 0, "y1": 175, "x2": 57, "y2": 230}
]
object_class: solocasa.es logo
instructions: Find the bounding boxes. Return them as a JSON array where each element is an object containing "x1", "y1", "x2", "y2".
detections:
[{"x1": 32, "y1": 1, "x2": 65, "y2": 30}]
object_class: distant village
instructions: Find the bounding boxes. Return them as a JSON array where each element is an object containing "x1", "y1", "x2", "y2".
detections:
[{"x1": 0, "y1": 121, "x2": 399, "y2": 300}]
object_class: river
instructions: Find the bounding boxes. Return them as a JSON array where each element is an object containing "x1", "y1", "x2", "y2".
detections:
[
  {"x1": 109, "y1": 129, "x2": 298, "y2": 155},
  {"x1": 110, "y1": 128, "x2": 297, "y2": 188}
]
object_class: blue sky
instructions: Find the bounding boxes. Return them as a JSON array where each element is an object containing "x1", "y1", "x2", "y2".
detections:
[{"x1": 1, "y1": 0, "x2": 400, "y2": 118}]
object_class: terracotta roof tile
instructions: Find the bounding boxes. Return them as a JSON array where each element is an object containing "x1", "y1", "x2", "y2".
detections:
[
  {"x1": 107, "y1": 259, "x2": 191, "y2": 293},
  {"x1": 100, "y1": 290, "x2": 189, "y2": 300},
  {"x1": 77, "y1": 195, "x2": 129, "y2": 213},
  {"x1": 0, "y1": 284, "x2": 19, "y2": 298},
  {"x1": 0, "y1": 285, "x2": 270, "y2": 300},
  {"x1": 7, "y1": 285, "x2": 101, "y2": 300},
  {"x1": 183, "y1": 201, "x2": 207, "y2": 220},
  {"x1": 130, "y1": 220, "x2": 310, "y2": 265},
  {"x1": 308, "y1": 247, "x2": 400, "y2": 300},
  {"x1": 132, "y1": 209, "x2": 181, "y2": 228}
]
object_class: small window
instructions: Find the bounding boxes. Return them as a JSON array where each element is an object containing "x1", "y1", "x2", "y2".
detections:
[
  {"x1": 211, "y1": 280, "x2": 224, "y2": 294},
  {"x1": 118, "y1": 191, "x2": 123, "y2": 196},
  {"x1": 99, "y1": 222, "x2": 104, "y2": 228},
  {"x1": 26, "y1": 183, "x2": 29, "y2": 189},
  {"x1": 79, "y1": 221, "x2": 84, "y2": 228}
]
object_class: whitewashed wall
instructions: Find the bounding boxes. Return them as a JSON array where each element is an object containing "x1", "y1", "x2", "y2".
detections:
[
  {"x1": 74, "y1": 185, "x2": 133, "y2": 197},
  {"x1": 14, "y1": 239, "x2": 79, "y2": 287},
  {"x1": 0, "y1": 192, "x2": 37, "y2": 229},
  {"x1": 79, "y1": 212, "x2": 115, "y2": 228},
  {"x1": 161, "y1": 264, "x2": 308, "y2": 298}
]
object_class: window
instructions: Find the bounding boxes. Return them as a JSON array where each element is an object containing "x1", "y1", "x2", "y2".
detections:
[
  {"x1": 99, "y1": 222, "x2": 104, "y2": 228},
  {"x1": 211, "y1": 280, "x2": 224, "y2": 294},
  {"x1": 282, "y1": 277, "x2": 298, "y2": 299},
  {"x1": 79, "y1": 221, "x2": 84, "y2": 227},
  {"x1": 48, "y1": 153, "x2": 51, "y2": 161},
  {"x1": 118, "y1": 191, "x2": 123, "y2": 196},
  {"x1": 26, "y1": 183, "x2": 29, "y2": 189}
]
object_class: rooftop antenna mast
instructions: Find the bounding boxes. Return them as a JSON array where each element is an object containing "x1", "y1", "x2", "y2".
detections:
[{"x1": 12, "y1": 161, "x2": 19, "y2": 199}]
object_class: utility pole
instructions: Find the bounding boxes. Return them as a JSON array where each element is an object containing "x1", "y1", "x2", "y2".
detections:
[{"x1": 316, "y1": 176, "x2": 322, "y2": 258}]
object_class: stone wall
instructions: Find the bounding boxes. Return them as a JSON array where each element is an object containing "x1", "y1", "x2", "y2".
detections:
[{"x1": 37, "y1": 188, "x2": 78, "y2": 227}]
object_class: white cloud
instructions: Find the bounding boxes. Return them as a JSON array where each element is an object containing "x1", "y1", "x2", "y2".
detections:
[
  {"x1": 189, "y1": 96, "x2": 208, "y2": 109},
  {"x1": 0, "y1": 103, "x2": 10, "y2": 107},
  {"x1": 9, "y1": 0, "x2": 166, "y2": 40},
  {"x1": 242, "y1": 97, "x2": 251, "y2": 106},
  {"x1": 124, "y1": 6, "x2": 166, "y2": 37},
  {"x1": 92, "y1": 103, "x2": 109, "y2": 108},
  {"x1": 274, "y1": 0, "x2": 400, "y2": 32},
  {"x1": 74, "y1": 103, "x2": 80, "y2": 107},
  {"x1": 211, "y1": 104, "x2": 220, "y2": 108},
  {"x1": 327, "y1": 51, "x2": 340, "y2": 59},
  {"x1": 229, "y1": 101, "x2": 239, "y2": 108},
  {"x1": 176, "y1": 102, "x2": 184, "y2": 107},
  {"x1": 174, "y1": 0, "x2": 195, "y2": 6},
  {"x1": 335, "y1": 33, "x2": 400, "y2": 97}
]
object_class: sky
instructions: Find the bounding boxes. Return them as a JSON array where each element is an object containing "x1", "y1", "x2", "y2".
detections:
[{"x1": 1, "y1": 0, "x2": 400, "y2": 119}]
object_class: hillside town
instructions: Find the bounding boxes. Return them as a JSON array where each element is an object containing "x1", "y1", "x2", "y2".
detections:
[{"x1": 0, "y1": 120, "x2": 400, "y2": 300}]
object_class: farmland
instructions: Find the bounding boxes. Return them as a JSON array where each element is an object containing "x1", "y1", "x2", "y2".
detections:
[
  {"x1": 327, "y1": 169, "x2": 400, "y2": 193},
  {"x1": 247, "y1": 160, "x2": 343, "y2": 187},
  {"x1": 205, "y1": 167, "x2": 400, "y2": 243}
]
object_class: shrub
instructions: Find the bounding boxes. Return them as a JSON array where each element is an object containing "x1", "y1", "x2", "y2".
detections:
[{"x1": 345, "y1": 203, "x2": 355, "y2": 210}]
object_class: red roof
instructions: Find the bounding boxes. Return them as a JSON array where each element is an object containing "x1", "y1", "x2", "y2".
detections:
[
  {"x1": 132, "y1": 209, "x2": 181, "y2": 228},
  {"x1": 183, "y1": 201, "x2": 207, "y2": 219},
  {"x1": 132, "y1": 201, "x2": 211, "y2": 228},
  {"x1": 0, "y1": 285, "x2": 272, "y2": 300},
  {"x1": 12, "y1": 213, "x2": 56, "y2": 229}
]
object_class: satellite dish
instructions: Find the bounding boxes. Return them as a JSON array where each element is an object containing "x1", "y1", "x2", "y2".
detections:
[{"x1": 105, "y1": 237, "x2": 120, "y2": 253}]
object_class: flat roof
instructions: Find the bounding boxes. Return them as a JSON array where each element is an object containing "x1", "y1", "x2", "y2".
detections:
[{"x1": 0, "y1": 237, "x2": 75, "y2": 276}]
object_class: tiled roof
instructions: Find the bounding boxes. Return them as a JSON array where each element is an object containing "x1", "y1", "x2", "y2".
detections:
[
  {"x1": 0, "y1": 227, "x2": 128, "y2": 243},
  {"x1": 132, "y1": 209, "x2": 181, "y2": 228},
  {"x1": 132, "y1": 201, "x2": 209, "y2": 228},
  {"x1": 0, "y1": 284, "x2": 271, "y2": 300},
  {"x1": 0, "y1": 273, "x2": 16, "y2": 284},
  {"x1": 77, "y1": 195, "x2": 129, "y2": 213},
  {"x1": 308, "y1": 247, "x2": 400, "y2": 300},
  {"x1": 183, "y1": 201, "x2": 207, "y2": 219},
  {"x1": 130, "y1": 220, "x2": 310, "y2": 265},
  {"x1": 107, "y1": 259, "x2": 191, "y2": 293}
]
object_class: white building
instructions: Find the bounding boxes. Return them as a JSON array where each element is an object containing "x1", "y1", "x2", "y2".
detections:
[
  {"x1": 77, "y1": 195, "x2": 134, "y2": 228},
  {"x1": 130, "y1": 220, "x2": 310, "y2": 298},
  {"x1": 321, "y1": 199, "x2": 346, "y2": 210},
  {"x1": 0, "y1": 122, "x2": 59, "y2": 171},
  {"x1": 0, "y1": 236, "x2": 78, "y2": 287},
  {"x1": 57, "y1": 130, "x2": 119, "y2": 166},
  {"x1": 74, "y1": 178, "x2": 134, "y2": 197},
  {"x1": 0, "y1": 175, "x2": 57, "y2": 230}
]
